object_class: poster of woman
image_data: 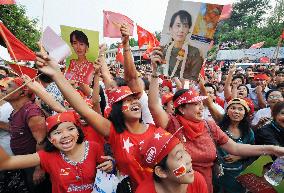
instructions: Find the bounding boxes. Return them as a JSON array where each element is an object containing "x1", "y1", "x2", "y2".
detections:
[
  {"x1": 160, "y1": 0, "x2": 223, "y2": 81},
  {"x1": 61, "y1": 25, "x2": 99, "y2": 85}
]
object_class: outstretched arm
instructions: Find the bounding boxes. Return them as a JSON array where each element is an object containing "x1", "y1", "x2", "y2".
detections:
[
  {"x1": 35, "y1": 53, "x2": 111, "y2": 137},
  {"x1": 23, "y1": 75, "x2": 66, "y2": 114},
  {"x1": 120, "y1": 24, "x2": 143, "y2": 96},
  {"x1": 148, "y1": 47, "x2": 169, "y2": 129},
  {"x1": 0, "y1": 146, "x2": 40, "y2": 170},
  {"x1": 224, "y1": 64, "x2": 236, "y2": 100}
]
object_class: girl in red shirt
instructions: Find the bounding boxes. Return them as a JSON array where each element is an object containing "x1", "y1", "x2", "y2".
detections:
[
  {"x1": 136, "y1": 128, "x2": 208, "y2": 193},
  {"x1": 0, "y1": 111, "x2": 113, "y2": 193}
]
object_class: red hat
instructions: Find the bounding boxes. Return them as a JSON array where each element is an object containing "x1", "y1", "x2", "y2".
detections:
[
  {"x1": 12, "y1": 77, "x2": 25, "y2": 87},
  {"x1": 104, "y1": 86, "x2": 137, "y2": 118},
  {"x1": 46, "y1": 111, "x2": 80, "y2": 133},
  {"x1": 140, "y1": 127, "x2": 181, "y2": 169},
  {"x1": 161, "y1": 80, "x2": 173, "y2": 92},
  {"x1": 106, "y1": 86, "x2": 136, "y2": 106},
  {"x1": 161, "y1": 93, "x2": 174, "y2": 105},
  {"x1": 173, "y1": 88, "x2": 208, "y2": 108},
  {"x1": 254, "y1": 74, "x2": 269, "y2": 81}
]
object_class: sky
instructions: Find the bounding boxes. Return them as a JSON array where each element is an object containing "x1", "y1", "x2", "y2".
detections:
[{"x1": 17, "y1": 0, "x2": 237, "y2": 45}]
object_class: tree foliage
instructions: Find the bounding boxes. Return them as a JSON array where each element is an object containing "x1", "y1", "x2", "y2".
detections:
[
  {"x1": 214, "y1": 0, "x2": 283, "y2": 50},
  {"x1": 0, "y1": 4, "x2": 40, "y2": 51}
]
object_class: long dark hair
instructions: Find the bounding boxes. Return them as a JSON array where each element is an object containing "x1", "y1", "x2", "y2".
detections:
[
  {"x1": 44, "y1": 125, "x2": 85, "y2": 152},
  {"x1": 108, "y1": 101, "x2": 126, "y2": 133},
  {"x1": 219, "y1": 105, "x2": 250, "y2": 137},
  {"x1": 108, "y1": 100, "x2": 143, "y2": 133}
]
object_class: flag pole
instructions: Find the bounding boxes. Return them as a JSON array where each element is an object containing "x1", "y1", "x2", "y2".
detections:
[
  {"x1": 0, "y1": 23, "x2": 24, "y2": 75},
  {"x1": 0, "y1": 73, "x2": 42, "y2": 103},
  {"x1": 274, "y1": 36, "x2": 282, "y2": 65}
]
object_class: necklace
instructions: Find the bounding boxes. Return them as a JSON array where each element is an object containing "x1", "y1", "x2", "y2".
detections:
[
  {"x1": 164, "y1": 41, "x2": 189, "y2": 79},
  {"x1": 60, "y1": 141, "x2": 89, "y2": 181},
  {"x1": 225, "y1": 130, "x2": 243, "y2": 143}
]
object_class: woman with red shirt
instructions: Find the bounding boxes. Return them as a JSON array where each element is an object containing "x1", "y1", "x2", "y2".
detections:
[
  {"x1": 35, "y1": 24, "x2": 159, "y2": 191},
  {"x1": 0, "y1": 111, "x2": 113, "y2": 193},
  {"x1": 149, "y1": 48, "x2": 284, "y2": 193}
]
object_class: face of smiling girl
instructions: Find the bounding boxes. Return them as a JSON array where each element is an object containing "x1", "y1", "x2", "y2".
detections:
[{"x1": 48, "y1": 122, "x2": 79, "y2": 152}]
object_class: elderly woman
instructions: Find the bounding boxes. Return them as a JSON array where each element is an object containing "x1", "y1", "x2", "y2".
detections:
[{"x1": 149, "y1": 48, "x2": 284, "y2": 193}]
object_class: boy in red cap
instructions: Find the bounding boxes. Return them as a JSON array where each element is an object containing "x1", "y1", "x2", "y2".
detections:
[
  {"x1": 0, "y1": 111, "x2": 114, "y2": 193},
  {"x1": 136, "y1": 128, "x2": 208, "y2": 193}
]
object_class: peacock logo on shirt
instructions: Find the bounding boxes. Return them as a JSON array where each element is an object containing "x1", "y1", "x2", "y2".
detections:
[{"x1": 60, "y1": 168, "x2": 71, "y2": 176}]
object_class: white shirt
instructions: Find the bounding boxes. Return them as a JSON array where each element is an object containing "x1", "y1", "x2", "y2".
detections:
[
  {"x1": 0, "y1": 102, "x2": 14, "y2": 155},
  {"x1": 139, "y1": 91, "x2": 154, "y2": 124},
  {"x1": 251, "y1": 107, "x2": 271, "y2": 126},
  {"x1": 203, "y1": 102, "x2": 225, "y2": 121}
]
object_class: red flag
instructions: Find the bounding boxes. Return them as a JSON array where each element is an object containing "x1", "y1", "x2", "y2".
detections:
[
  {"x1": 281, "y1": 30, "x2": 284, "y2": 39},
  {"x1": 9, "y1": 63, "x2": 38, "y2": 79},
  {"x1": 137, "y1": 25, "x2": 160, "y2": 48},
  {"x1": 103, "y1": 11, "x2": 134, "y2": 38},
  {"x1": 219, "y1": 4, "x2": 232, "y2": 20},
  {"x1": 259, "y1": 56, "x2": 270, "y2": 63},
  {"x1": 200, "y1": 65, "x2": 205, "y2": 79},
  {"x1": 0, "y1": 0, "x2": 15, "y2": 4},
  {"x1": 249, "y1": 41, "x2": 265, "y2": 49},
  {"x1": 116, "y1": 44, "x2": 124, "y2": 64},
  {"x1": 0, "y1": 21, "x2": 36, "y2": 61}
]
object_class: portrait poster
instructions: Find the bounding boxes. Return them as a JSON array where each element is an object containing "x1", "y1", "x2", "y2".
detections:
[
  {"x1": 60, "y1": 25, "x2": 99, "y2": 85},
  {"x1": 160, "y1": 0, "x2": 223, "y2": 80}
]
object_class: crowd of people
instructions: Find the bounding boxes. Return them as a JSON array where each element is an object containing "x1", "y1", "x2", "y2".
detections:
[{"x1": 0, "y1": 22, "x2": 283, "y2": 193}]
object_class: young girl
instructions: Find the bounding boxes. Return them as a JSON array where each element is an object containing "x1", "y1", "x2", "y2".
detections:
[{"x1": 0, "y1": 111, "x2": 113, "y2": 193}]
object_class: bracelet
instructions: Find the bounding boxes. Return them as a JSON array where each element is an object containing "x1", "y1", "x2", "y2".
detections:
[{"x1": 151, "y1": 74, "x2": 159, "y2": 78}]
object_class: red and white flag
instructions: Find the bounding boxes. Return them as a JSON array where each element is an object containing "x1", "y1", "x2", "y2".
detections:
[
  {"x1": 9, "y1": 63, "x2": 37, "y2": 79},
  {"x1": 137, "y1": 25, "x2": 159, "y2": 48},
  {"x1": 219, "y1": 4, "x2": 233, "y2": 21},
  {"x1": 0, "y1": 0, "x2": 15, "y2": 4},
  {"x1": 103, "y1": 11, "x2": 134, "y2": 38},
  {"x1": 116, "y1": 44, "x2": 124, "y2": 64},
  {"x1": 0, "y1": 21, "x2": 36, "y2": 61},
  {"x1": 250, "y1": 41, "x2": 265, "y2": 49},
  {"x1": 259, "y1": 56, "x2": 270, "y2": 63},
  {"x1": 281, "y1": 30, "x2": 284, "y2": 39}
]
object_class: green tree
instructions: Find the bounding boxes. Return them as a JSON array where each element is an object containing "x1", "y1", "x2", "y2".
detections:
[
  {"x1": 154, "y1": 31, "x2": 161, "y2": 41},
  {"x1": 129, "y1": 37, "x2": 138, "y2": 47},
  {"x1": 0, "y1": 4, "x2": 40, "y2": 51}
]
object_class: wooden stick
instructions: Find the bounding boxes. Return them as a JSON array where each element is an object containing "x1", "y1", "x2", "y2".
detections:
[
  {"x1": 0, "y1": 74, "x2": 41, "y2": 103},
  {"x1": 274, "y1": 36, "x2": 282, "y2": 65},
  {"x1": 0, "y1": 23, "x2": 24, "y2": 76}
]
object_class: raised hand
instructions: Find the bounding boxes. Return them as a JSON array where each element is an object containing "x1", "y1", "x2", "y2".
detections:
[
  {"x1": 35, "y1": 52, "x2": 61, "y2": 77},
  {"x1": 93, "y1": 59, "x2": 102, "y2": 75},
  {"x1": 120, "y1": 23, "x2": 130, "y2": 45},
  {"x1": 150, "y1": 47, "x2": 163, "y2": 72},
  {"x1": 99, "y1": 44, "x2": 107, "y2": 56}
]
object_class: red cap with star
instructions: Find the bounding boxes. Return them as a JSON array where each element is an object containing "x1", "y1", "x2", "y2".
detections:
[
  {"x1": 254, "y1": 73, "x2": 269, "y2": 81},
  {"x1": 173, "y1": 88, "x2": 208, "y2": 108},
  {"x1": 161, "y1": 93, "x2": 174, "y2": 105},
  {"x1": 104, "y1": 86, "x2": 137, "y2": 118},
  {"x1": 46, "y1": 111, "x2": 80, "y2": 133},
  {"x1": 140, "y1": 127, "x2": 181, "y2": 169}
]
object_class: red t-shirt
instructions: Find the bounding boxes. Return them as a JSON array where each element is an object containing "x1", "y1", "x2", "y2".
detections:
[
  {"x1": 38, "y1": 141, "x2": 103, "y2": 193},
  {"x1": 215, "y1": 96, "x2": 225, "y2": 108},
  {"x1": 166, "y1": 115, "x2": 229, "y2": 193},
  {"x1": 108, "y1": 124, "x2": 157, "y2": 187},
  {"x1": 135, "y1": 171, "x2": 208, "y2": 193}
]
